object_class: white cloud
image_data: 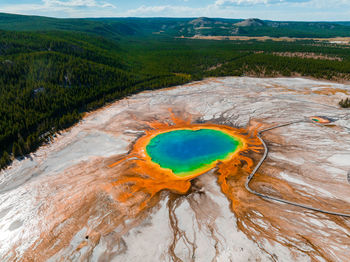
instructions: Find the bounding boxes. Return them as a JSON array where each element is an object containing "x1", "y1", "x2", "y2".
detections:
[
  {"x1": 42, "y1": 0, "x2": 115, "y2": 8},
  {"x1": 215, "y1": 0, "x2": 314, "y2": 7},
  {"x1": 0, "y1": 0, "x2": 349, "y2": 20},
  {"x1": 123, "y1": 5, "x2": 206, "y2": 17},
  {"x1": 292, "y1": 0, "x2": 350, "y2": 8},
  {"x1": 215, "y1": 0, "x2": 271, "y2": 5},
  {"x1": 0, "y1": 0, "x2": 116, "y2": 18},
  {"x1": 120, "y1": 1, "x2": 350, "y2": 21}
]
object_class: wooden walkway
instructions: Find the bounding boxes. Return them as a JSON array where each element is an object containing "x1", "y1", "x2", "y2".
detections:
[{"x1": 245, "y1": 119, "x2": 350, "y2": 218}]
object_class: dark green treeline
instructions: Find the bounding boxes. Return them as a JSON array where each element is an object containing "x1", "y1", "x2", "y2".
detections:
[{"x1": 1, "y1": 31, "x2": 350, "y2": 169}]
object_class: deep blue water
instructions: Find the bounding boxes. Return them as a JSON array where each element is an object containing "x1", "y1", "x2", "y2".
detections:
[{"x1": 146, "y1": 129, "x2": 240, "y2": 176}]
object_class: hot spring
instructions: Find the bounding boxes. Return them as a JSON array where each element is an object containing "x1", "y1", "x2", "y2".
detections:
[{"x1": 146, "y1": 128, "x2": 242, "y2": 177}]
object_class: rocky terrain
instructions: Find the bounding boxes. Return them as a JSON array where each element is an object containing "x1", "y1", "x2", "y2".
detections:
[{"x1": 0, "y1": 77, "x2": 350, "y2": 261}]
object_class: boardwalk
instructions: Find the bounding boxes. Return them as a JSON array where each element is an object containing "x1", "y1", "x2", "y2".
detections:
[{"x1": 245, "y1": 118, "x2": 350, "y2": 218}]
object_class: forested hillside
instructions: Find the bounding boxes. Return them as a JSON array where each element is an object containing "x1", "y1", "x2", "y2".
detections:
[
  {"x1": 0, "y1": 13, "x2": 139, "y2": 39},
  {"x1": 0, "y1": 31, "x2": 194, "y2": 168},
  {"x1": 2, "y1": 13, "x2": 350, "y2": 38},
  {"x1": 1, "y1": 13, "x2": 350, "y2": 169}
]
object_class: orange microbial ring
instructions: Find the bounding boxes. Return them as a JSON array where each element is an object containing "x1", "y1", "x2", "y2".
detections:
[{"x1": 108, "y1": 111, "x2": 263, "y2": 211}]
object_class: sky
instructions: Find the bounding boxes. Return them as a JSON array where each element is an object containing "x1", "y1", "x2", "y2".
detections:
[{"x1": 0, "y1": 0, "x2": 350, "y2": 21}]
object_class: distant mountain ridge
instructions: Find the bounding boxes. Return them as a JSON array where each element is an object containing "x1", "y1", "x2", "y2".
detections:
[
  {"x1": 235, "y1": 18, "x2": 265, "y2": 27},
  {"x1": 175, "y1": 17, "x2": 350, "y2": 38},
  {"x1": 0, "y1": 13, "x2": 350, "y2": 38}
]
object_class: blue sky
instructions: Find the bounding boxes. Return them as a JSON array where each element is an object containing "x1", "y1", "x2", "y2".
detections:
[{"x1": 0, "y1": 0, "x2": 349, "y2": 21}]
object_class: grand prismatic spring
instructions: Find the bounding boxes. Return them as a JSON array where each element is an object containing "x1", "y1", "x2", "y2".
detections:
[
  {"x1": 146, "y1": 128, "x2": 242, "y2": 177},
  {"x1": 1, "y1": 77, "x2": 350, "y2": 261},
  {"x1": 108, "y1": 113, "x2": 262, "y2": 210}
]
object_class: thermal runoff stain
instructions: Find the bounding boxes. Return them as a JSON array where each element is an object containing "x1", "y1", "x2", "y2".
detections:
[{"x1": 18, "y1": 112, "x2": 262, "y2": 261}]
